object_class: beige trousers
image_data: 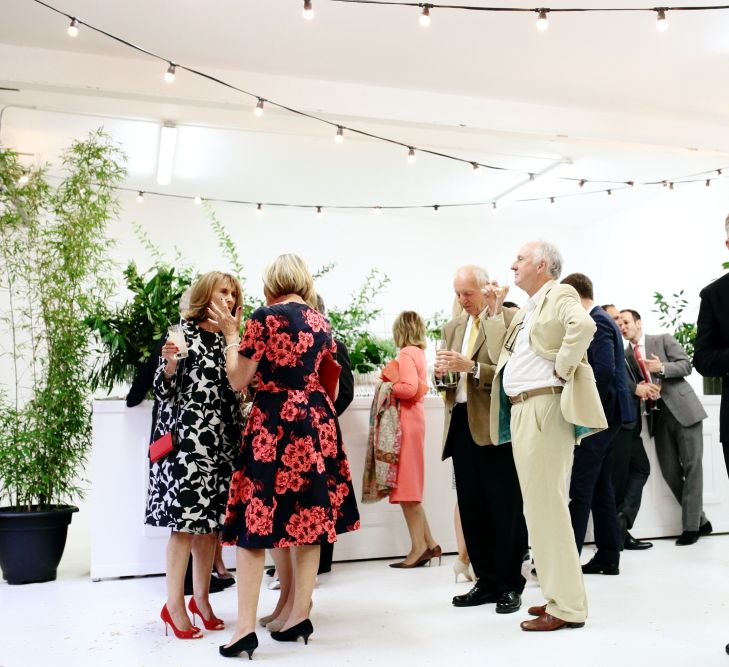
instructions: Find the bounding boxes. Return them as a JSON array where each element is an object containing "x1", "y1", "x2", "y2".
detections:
[{"x1": 510, "y1": 394, "x2": 587, "y2": 623}]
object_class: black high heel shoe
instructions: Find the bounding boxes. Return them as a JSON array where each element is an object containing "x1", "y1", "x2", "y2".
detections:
[
  {"x1": 219, "y1": 632, "x2": 258, "y2": 659},
  {"x1": 270, "y1": 619, "x2": 314, "y2": 645}
]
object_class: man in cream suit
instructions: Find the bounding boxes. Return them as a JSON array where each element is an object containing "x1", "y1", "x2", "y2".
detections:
[
  {"x1": 483, "y1": 240, "x2": 607, "y2": 632},
  {"x1": 436, "y1": 265, "x2": 528, "y2": 614}
]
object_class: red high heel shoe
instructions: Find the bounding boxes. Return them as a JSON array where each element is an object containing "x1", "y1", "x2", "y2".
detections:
[
  {"x1": 188, "y1": 597, "x2": 225, "y2": 631},
  {"x1": 160, "y1": 604, "x2": 203, "y2": 639}
]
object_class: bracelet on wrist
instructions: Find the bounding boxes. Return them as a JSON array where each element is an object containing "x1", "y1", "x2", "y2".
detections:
[{"x1": 224, "y1": 342, "x2": 240, "y2": 354}]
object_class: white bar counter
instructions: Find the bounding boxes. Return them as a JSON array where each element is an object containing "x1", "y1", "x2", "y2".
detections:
[{"x1": 90, "y1": 396, "x2": 727, "y2": 579}]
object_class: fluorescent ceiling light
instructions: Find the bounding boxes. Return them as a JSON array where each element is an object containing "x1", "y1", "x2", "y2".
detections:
[{"x1": 156, "y1": 123, "x2": 178, "y2": 186}]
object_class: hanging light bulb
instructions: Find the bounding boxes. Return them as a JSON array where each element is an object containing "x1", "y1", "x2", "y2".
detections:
[
  {"x1": 374, "y1": 206, "x2": 382, "y2": 216},
  {"x1": 136, "y1": 191, "x2": 144, "y2": 203},
  {"x1": 17, "y1": 173, "x2": 29, "y2": 186},
  {"x1": 254, "y1": 98, "x2": 264, "y2": 117},
  {"x1": 549, "y1": 196, "x2": 555, "y2": 204},
  {"x1": 656, "y1": 8, "x2": 668, "y2": 32},
  {"x1": 419, "y1": 5, "x2": 431, "y2": 27},
  {"x1": 491, "y1": 202, "x2": 498, "y2": 214},
  {"x1": 256, "y1": 203, "x2": 263, "y2": 215},
  {"x1": 67, "y1": 17, "x2": 79, "y2": 37},
  {"x1": 668, "y1": 181, "x2": 674, "y2": 190},
  {"x1": 193, "y1": 196, "x2": 203, "y2": 205},
  {"x1": 471, "y1": 162, "x2": 481, "y2": 175},
  {"x1": 302, "y1": 0, "x2": 314, "y2": 20},
  {"x1": 433, "y1": 205, "x2": 439, "y2": 213},
  {"x1": 627, "y1": 180, "x2": 636, "y2": 188},
  {"x1": 607, "y1": 189, "x2": 613, "y2": 196},
  {"x1": 164, "y1": 63, "x2": 176, "y2": 83},
  {"x1": 706, "y1": 179, "x2": 711, "y2": 187},
  {"x1": 578, "y1": 179, "x2": 586, "y2": 188},
  {"x1": 407, "y1": 147, "x2": 416, "y2": 164},
  {"x1": 316, "y1": 206, "x2": 324, "y2": 218},
  {"x1": 334, "y1": 126, "x2": 344, "y2": 143},
  {"x1": 536, "y1": 9, "x2": 549, "y2": 31}
]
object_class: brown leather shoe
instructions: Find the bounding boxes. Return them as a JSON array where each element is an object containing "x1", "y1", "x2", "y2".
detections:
[
  {"x1": 527, "y1": 604, "x2": 547, "y2": 617},
  {"x1": 520, "y1": 613, "x2": 585, "y2": 631}
]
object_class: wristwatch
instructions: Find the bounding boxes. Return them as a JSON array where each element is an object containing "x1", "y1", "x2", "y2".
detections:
[{"x1": 469, "y1": 362, "x2": 479, "y2": 376}]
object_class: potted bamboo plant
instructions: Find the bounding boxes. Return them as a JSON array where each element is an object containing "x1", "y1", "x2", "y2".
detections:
[{"x1": 0, "y1": 130, "x2": 125, "y2": 584}]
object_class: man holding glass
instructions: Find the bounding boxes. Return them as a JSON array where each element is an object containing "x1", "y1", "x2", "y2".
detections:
[
  {"x1": 619, "y1": 309, "x2": 710, "y2": 546},
  {"x1": 435, "y1": 265, "x2": 527, "y2": 615},
  {"x1": 484, "y1": 240, "x2": 606, "y2": 632}
]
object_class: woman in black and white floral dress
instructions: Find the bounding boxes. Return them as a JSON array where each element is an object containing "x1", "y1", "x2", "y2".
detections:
[{"x1": 145, "y1": 271, "x2": 243, "y2": 640}]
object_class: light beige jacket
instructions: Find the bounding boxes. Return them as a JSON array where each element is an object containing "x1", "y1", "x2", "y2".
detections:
[{"x1": 483, "y1": 281, "x2": 607, "y2": 445}]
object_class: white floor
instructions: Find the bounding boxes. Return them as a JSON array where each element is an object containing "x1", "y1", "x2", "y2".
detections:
[{"x1": 2, "y1": 536, "x2": 729, "y2": 667}]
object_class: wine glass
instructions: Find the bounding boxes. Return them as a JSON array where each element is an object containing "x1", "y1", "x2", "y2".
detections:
[
  {"x1": 651, "y1": 376, "x2": 662, "y2": 411},
  {"x1": 434, "y1": 339, "x2": 458, "y2": 389}
]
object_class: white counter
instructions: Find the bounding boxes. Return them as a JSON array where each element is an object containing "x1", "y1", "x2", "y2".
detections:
[{"x1": 90, "y1": 396, "x2": 727, "y2": 579}]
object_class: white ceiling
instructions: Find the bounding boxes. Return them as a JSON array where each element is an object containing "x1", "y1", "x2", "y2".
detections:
[{"x1": 2, "y1": 0, "x2": 729, "y2": 219}]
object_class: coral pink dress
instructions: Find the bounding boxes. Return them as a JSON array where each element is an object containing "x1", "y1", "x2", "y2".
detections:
[{"x1": 388, "y1": 346, "x2": 427, "y2": 503}]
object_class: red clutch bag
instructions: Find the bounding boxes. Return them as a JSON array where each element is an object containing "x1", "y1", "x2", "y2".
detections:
[
  {"x1": 319, "y1": 352, "x2": 342, "y2": 401},
  {"x1": 149, "y1": 432, "x2": 175, "y2": 463}
]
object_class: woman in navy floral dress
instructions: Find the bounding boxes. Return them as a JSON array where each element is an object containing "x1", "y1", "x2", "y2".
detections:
[{"x1": 209, "y1": 253, "x2": 359, "y2": 659}]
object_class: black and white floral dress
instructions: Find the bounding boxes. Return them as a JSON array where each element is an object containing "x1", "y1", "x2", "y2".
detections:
[{"x1": 145, "y1": 320, "x2": 241, "y2": 534}]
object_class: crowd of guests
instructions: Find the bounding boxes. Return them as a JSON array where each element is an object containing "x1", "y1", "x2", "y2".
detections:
[{"x1": 139, "y1": 219, "x2": 729, "y2": 657}]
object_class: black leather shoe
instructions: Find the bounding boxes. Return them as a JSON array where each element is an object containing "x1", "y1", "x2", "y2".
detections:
[
  {"x1": 452, "y1": 583, "x2": 498, "y2": 607},
  {"x1": 185, "y1": 574, "x2": 233, "y2": 596},
  {"x1": 699, "y1": 520, "x2": 713, "y2": 536},
  {"x1": 495, "y1": 591, "x2": 522, "y2": 614},
  {"x1": 624, "y1": 532, "x2": 653, "y2": 550},
  {"x1": 676, "y1": 530, "x2": 699, "y2": 545},
  {"x1": 581, "y1": 557, "x2": 619, "y2": 575}
]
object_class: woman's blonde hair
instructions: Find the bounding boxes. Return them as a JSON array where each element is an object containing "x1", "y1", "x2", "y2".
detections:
[
  {"x1": 182, "y1": 271, "x2": 243, "y2": 323},
  {"x1": 392, "y1": 311, "x2": 427, "y2": 349},
  {"x1": 262, "y1": 254, "x2": 316, "y2": 307}
]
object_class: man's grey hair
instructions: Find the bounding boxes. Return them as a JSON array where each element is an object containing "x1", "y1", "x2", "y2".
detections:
[
  {"x1": 456, "y1": 265, "x2": 490, "y2": 287},
  {"x1": 725, "y1": 213, "x2": 729, "y2": 239},
  {"x1": 531, "y1": 240, "x2": 563, "y2": 279}
]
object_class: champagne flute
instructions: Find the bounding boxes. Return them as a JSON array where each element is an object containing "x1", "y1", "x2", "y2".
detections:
[
  {"x1": 434, "y1": 339, "x2": 449, "y2": 389},
  {"x1": 651, "y1": 376, "x2": 662, "y2": 411}
]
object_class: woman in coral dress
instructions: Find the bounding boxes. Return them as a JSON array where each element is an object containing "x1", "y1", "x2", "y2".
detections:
[
  {"x1": 386, "y1": 311, "x2": 441, "y2": 569},
  {"x1": 210, "y1": 254, "x2": 359, "y2": 659}
]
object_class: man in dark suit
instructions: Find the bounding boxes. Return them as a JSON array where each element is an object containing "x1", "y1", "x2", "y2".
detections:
[
  {"x1": 620, "y1": 309, "x2": 710, "y2": 545},
  {"x1": 436, "y1": 265, "x2": 527, "y2": 614},
  {"x1": 315, "y1": 294, "x2": 354, "y2": 574},
  {"x1": 693, "y1": 215, "x2": 729, "y2": 477},
  {"x1": 561, "y1": 275, "x2": 634, "y2": 575},
  {"x1": 603, "y1": 304, "x2": 653, "y2": 551}
]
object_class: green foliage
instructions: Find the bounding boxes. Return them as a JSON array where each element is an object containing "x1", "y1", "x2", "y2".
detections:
[
  {"x1": 425, "y1": 310, "x2": 448, "y2": 341},
  {"x1": 0, "y1": 130, "x2": 125, "y2": 509},
  {"x1": 86, "y1": 262, "x2": 195, "y2": 392},
  {"x1": 653, "y1": 290, "x2": 696, "y2": 360},
  {"x1": 723, "y1": 261, "x2": 729, "y2": 270},
  {"x1": 348, "y1": 334, "x2": 397, "y2": 373},
  {"x1": 327, "y1": 269, "x2": 395, "y2": 372}
]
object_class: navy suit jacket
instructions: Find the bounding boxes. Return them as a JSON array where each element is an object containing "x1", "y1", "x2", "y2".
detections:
[{"x1": 588, "y1": 306, "x2": 635, "y2": 426}]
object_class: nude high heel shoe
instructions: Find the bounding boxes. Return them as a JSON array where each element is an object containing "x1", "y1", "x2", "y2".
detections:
[{"x1": 453, "y1": 557, "x2": 474, "y2": 583}]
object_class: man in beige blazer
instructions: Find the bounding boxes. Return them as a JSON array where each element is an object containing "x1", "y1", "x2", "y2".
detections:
[
  {"x1": 436, "y1": 265, "x2": 527, "y2": 614},
  {"x1": 483, "y1": 240, "x2": 606, "y2": 632}
]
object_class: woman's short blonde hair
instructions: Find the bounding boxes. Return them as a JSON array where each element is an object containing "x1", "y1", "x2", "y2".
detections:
[
  {"x1": 392, "y1": 311, "x2": 427, "y2": 349},
  {"x1": 263, "y1": 254, "x2": 316, "y2": 307},
  {"x1": 182, "y1": 271, "x2": 243, "y2": 323}
]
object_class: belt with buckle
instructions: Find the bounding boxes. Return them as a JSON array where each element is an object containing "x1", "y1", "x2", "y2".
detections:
[{"x1": 508, "y1": 386, "x2": 563, "y2": 405}]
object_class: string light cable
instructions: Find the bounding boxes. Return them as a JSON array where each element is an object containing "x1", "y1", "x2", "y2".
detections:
[{"x1": 25, "y1": 0, "x2": 727, "y2": 191}]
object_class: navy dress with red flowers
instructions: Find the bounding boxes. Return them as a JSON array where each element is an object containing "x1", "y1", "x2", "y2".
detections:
[{"x1": 222, "y1": 302, "x2": 360, "y2": 548}]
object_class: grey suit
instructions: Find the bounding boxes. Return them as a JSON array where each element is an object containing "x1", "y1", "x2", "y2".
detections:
[{"x1": 626, "y1": 334, "x2": 708, "y2": 531}]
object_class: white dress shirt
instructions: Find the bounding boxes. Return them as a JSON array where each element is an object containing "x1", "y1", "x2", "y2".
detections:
[{"x1": 502, "y1": 282, "x2": 564, "y2": 397}]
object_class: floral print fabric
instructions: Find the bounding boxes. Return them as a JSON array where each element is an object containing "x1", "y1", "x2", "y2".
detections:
[{"x1": 221, "y1": 302, "x2": 360, "y2": 548}]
